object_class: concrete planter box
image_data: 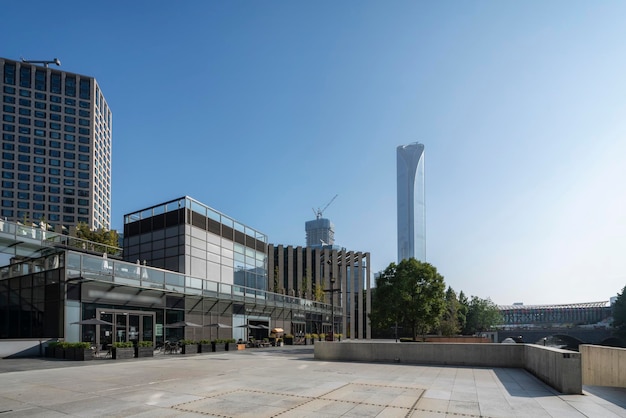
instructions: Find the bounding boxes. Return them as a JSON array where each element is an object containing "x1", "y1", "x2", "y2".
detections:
[
  {"x1": 199, "y1": 344, "x2": 212, "y2": 353},
  {"x1": 112, "y1": 347, "x2": 135, "y2": 359},
  {"x1": 135, "y1": 347, "x2": 154, "y2": 358},
  {"x1": 55, "y1": 347, "x2": 66, "y2": 359},
  {"x1": 72, "y1": 348, "x2": 94, "y2": 361},
  {"x1": 212, "y1": 342, "x2": 227, "y2": 352},
  {"x1": 181, "y1": 344, "x2": 198, "y2": 355}
]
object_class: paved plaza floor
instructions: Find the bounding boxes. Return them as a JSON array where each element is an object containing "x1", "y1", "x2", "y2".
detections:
[{"x1": 0, "y1": 345, "x2": 625, "y2": 417}]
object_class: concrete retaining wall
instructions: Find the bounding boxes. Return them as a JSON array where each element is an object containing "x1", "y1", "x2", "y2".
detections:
[
  {"x1": 0, "y1": 339, "x2": 47, "y2": 358},
  {"x1": 581, "y1": 344, "x2": 626, "y2": 388},
  {"x1": 315, "y1": 341, "x2": 582, "y2": 394},
  {"x1": 524, "y1": 344, "x2": 581, "y2": 394}
]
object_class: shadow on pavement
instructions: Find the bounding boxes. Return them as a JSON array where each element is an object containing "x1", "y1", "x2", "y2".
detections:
[{"x1": 584, "y1": 385, "x2": 626, "y2": 409}]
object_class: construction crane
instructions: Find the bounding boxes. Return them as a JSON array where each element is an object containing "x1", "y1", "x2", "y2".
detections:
[
  {"x1": 312, "y1": 194, "x2": 338, "y2": 220},
  {"x1": 21, "y1": 57, "x2": 61, "y2": 68}
]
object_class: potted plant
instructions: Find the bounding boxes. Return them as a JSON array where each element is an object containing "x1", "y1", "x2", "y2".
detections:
[
  {"x1": 310, "y1": 334, "x2": 318, "y2": 344},
  {"x1": 180, "y1": 339, "x2": 198, "y2": 354},
  {"x1": 318, "y1": 333, "x2": 325, "y2": 342},
  {"x1": 199, "y1": 339, "x2": 212, "y2": 353},
  {"x1": 135, "y1": 341, "x2": 154, "y2": 358},
  {"x1": 284, "y1": 334, "x2": 294, "y2": 345},
  {"x1": 335, "y1": 333, "x2": 343, "y2": 342},
  {"x1": 304, "y1": 334, "x2": 311, "y2": 345},
  {"x1": 71, "y1": 342, "x2": 94, "y2": 361},
  {"x1": 276, "y1": 337, "x2": 283, "y2": 347},
  {"x1": 112, "y1": 341, "x2": 135, "y2": 359}
]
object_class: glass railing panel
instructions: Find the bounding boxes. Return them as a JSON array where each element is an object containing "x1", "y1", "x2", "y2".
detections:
[
  {"x1": 164, "y1": 271, "x2": 184, "y2": 287},
  {"x1": 219, "y1": 283, "x2": 232, "y2": 296}
]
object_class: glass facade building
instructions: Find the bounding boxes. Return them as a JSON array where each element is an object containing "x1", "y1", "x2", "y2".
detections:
[
  {"x1": 0, "y1": 57, "x2": 112, "y2": 230},
  {"x1": 397, "y1": 142, "x2": 425, "y2": 262},
  {"x1": 123, "y1": 196, "x2": 268, "y2": 291}
]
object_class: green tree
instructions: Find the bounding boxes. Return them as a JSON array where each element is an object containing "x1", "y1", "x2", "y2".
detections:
[
  {"x1": 302, "y1": 268, "x2": 311, "y2": 299},
  {"x1": 370, "y1": 258, "x2": 446, "y2": 340},
  {"x1": 462, "y1": 296, "x2": 501, "y2": 335},
  {"x1": 313, "y1": 277, "x2": 325, "y2": 302},
  {"x1": 457, "y1": 291, "x2": 468, "y2": 333},
  {"x1": 273, "y1": 267, "x2": 283, "y2": 294},
  {"x1": 439, "y1": 287, "x2": 461, "y2": 336},
  {"x1": 612, "y1": 285, "x2": 626, "y2": 336},
  {"x1": 75, "y1": 222, "x2": 119, "y2": 254}
]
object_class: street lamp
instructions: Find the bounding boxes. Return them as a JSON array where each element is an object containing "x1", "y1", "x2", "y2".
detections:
[{"x1": 324, "y1": 259, "x2": 339, "y2": 341}]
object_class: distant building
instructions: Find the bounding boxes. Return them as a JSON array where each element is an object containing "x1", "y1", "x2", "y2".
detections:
[
  {"x1": 397, "y1": 142, "x2": 425, "y2": 262},
  {"x1": 498, "y1": 301, "x2": 613, "y2": 328},
  {"x1": 0, "y1": 57, "x2": 112, "y2": 230},
  {"x1": 305, "y1": 217, "x2": 335, "y2": 247}
]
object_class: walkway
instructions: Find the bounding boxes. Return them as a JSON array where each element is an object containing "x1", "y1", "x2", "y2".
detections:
[{"x1": 0, "y1": 346, "x2": 625, "y2": 417}]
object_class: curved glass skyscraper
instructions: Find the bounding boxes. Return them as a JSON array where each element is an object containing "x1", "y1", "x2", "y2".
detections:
[{"x1": 397, "y1": 142, "x2": 425, "y2": 262}]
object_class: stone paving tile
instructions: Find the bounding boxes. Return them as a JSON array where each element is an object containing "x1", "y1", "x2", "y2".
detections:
[
  {"x1": 423, "y1": 389, "x2": 452, "y2": 400},
  {"x1": 0, "y1": 407, "x2": 69, "y2": 418},
  {"x1": 567, "y1": 399, "x2": 625, "y2": 418},
  {"x1": 448, "y1": 399, "x2": 481, "y2": 415},
  {"x1": 450, "y1": 390, "x2": 478, "y2": 402},
  {"x1": 1, "y1": 346, "x2": 625, "y2": 418},
  {"x1": 415, "y1": 397, "x2": 449, "y2": 414},
  {"x1": 116, "y1": 387, "x2": 205, "y2": 408}
]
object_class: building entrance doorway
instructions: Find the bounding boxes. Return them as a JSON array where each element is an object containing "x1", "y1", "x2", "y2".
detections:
[{"x1": 97, "y1": 309, "x2": 155, "y2": 348}]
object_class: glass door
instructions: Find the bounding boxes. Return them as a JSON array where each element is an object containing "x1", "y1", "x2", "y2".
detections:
[{"x1": 115, "y1": 313, "x2": 127, "y2": 343}]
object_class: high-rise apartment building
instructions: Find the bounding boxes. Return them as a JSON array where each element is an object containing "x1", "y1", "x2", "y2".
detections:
[
  {"x1": 0, "y1": 57, "x2": 111, "y2": 230},
  {"x1": 397, "y1": 142, "x2": 425, "y2": 262}
]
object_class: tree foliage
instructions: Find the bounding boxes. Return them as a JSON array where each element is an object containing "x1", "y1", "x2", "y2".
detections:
[
  {"x1": 439, "y1": 287, "x2": 462, "y2": 336},
  {"x1": 75, "y1": 222, "x2": 119, "y2": 254},
  {"x1": 370, "y1": 258, "x2": 446, "y2": 339},
  {"x1": 613, "y1": 285, "x2": 626, "y2": 335},
  {"x1": 461, "y1": 295, "x2": 501, "y2": 335},
  {"x1": 313, "y1": 277, "x2": 325, "y2": 302}
]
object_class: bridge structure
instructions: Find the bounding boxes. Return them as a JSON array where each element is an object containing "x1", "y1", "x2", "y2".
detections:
[
  {"x1": 497, "y1": 301, "x2": 622, "y2": 349},
  {"x1": 497, "y1": 328, "x2": 615, "y2": 349}
]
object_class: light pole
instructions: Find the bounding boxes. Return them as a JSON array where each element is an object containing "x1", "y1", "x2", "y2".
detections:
[
  {"x1": 330, "y1": 273, "x2": 335, "y2": 341},
  {"x1": 324, "y1": 259, "x2": 339, "y2": 341}
]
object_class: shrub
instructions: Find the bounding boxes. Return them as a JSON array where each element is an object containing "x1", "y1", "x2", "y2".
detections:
[
  {"x1": 305, "y1": 333, "x2": 312, "y2": 339},
  {"x1": 71, "y1": 342, "x2": 91, "y2": 349},
  {"x1": 285, "y1": 334, "x2": 294, "y2": 339},
  {"x1": 138, "y1": 341, "x2": 153, "y2": 347},
  {"x1": 179, "y1": 339, "x2": 196, "y2": 345},
  {"x1": 112, "y1": 341, "x2": 133, "y2": 348},
  {"x1": 199, "y1": 339, "x2": 211, "y2": 345},
  {"x1": 226, "y1": 338, "x2": 236, "y2": 344},
  {"x1": 311, "y1": 333, "x2": 319, "y2": 340}
]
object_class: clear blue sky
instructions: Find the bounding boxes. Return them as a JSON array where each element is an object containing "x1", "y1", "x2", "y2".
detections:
[{"x1": 4, "y1": 1, "x2": 626, "y2": 305}]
